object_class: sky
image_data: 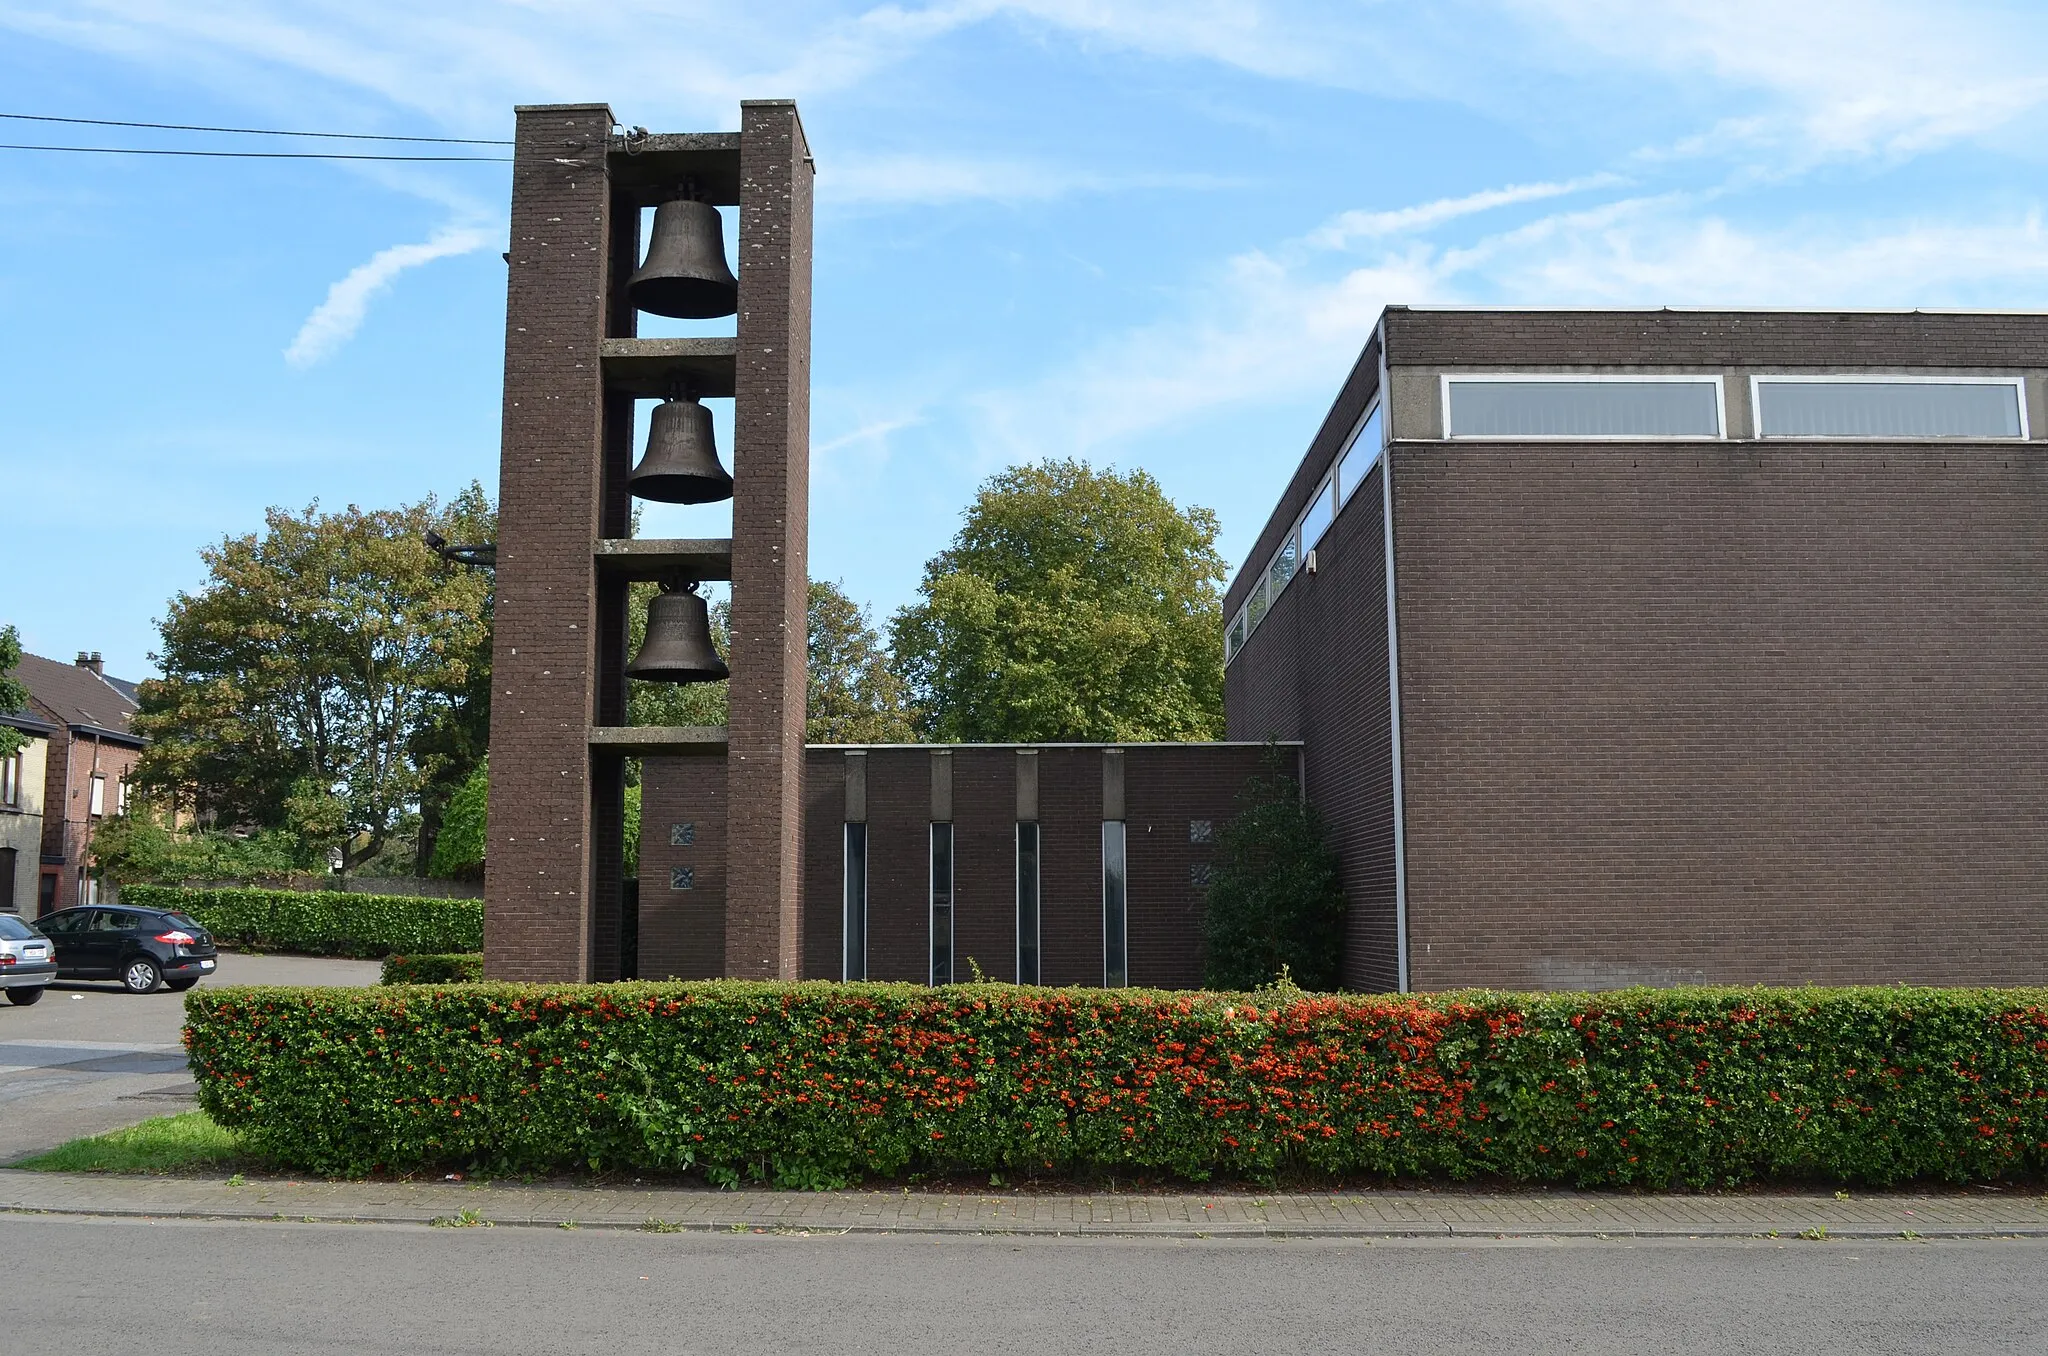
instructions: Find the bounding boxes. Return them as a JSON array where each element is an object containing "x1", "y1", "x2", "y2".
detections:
[{"x1": 4, "y1": 0, "x2": 2048, "y2": 681}]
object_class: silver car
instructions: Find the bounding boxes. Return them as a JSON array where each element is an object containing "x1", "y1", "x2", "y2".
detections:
[{"x1": 0, "y1": 912, "x2": 57, "y2": 1005}]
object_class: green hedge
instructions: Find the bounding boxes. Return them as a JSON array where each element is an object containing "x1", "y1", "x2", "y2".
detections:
[
  {"x1": 184, "y1": 981, "x2": 2048, "y2": 1187},
  {"x1": 129, "y1": 885, "x2": 482, "y2": 960},
  {"x1": 381, "y1": 954, "x2": 486, "y2": 985}
]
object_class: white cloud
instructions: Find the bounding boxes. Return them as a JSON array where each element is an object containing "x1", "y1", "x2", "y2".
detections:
[
  {"x1": 1309, "y1": 174, "x2": 1623, "y2": 249},
  {"x1": 284, "y1": 225, "x2": 489, "y2": 368}
]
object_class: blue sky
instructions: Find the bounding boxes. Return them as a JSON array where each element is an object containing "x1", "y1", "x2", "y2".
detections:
[{"x1": 5, "y1": 0, "x2": 2048, "y2": 681}]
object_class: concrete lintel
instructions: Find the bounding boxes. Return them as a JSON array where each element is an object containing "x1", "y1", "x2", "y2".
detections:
[
  {"x1": 588, "y1": 726, "x2": 729, "y2": 757},
  {"x1": 606, "y1": 133, "x2": 743, "y2": 203},
  {"x1": 601, "y1": 338, "x2": 738, "y2": 399},
  {"x1": 594, "y1": 538, "x2": 734, "y2": 582}
]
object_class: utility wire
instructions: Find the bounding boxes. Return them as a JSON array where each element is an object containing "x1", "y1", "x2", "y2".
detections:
[
  {"x1": 0, "y1": 111, "x2": 511, "y2": 145},
  {"x1": 0, "y1": 143, "x2": 509, "y2": 162}
]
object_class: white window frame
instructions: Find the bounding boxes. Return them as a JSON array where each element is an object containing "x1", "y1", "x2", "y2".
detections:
[
  {"x1": 1748, "y1": 374, "x2": 2030, "y2": 441},
  {"x1": 1441, "y1": 373, "x2": 1727, "y2": 441},
  {"x1": 88, "y1": 774, "x2": 106, "y2": 818}
]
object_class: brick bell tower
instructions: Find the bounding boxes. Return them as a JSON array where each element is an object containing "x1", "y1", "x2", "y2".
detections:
[{"x1": 484, "y1": 101, "x2": 813, "y2": 982}]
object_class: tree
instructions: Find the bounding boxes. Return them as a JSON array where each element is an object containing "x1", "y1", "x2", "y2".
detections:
[
  {"x1": 808, "y1": 580, "x2": 917, "y2": 743},
  {"x1": 405, "y1": 482, "x2": 496, "y2": 871},
  {"x1": 890, "y1": 460, "x2": 1226, "y2": 742},
  {"x1": 1201, "y1": 755, "x2": 1347, "y2": 992},
  {"x1": 0, "y1": 625, "x2": 29, "y2": 758},
  {"x1": 135, "y1": 490, "x2": 493, "y2": 873}
]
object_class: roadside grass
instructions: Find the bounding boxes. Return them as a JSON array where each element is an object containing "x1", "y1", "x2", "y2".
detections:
[{"x1": 16, "y1": 1111, "x2": 248, "y2": 1175}]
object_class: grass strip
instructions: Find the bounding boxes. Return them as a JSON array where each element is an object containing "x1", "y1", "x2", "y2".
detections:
[{"x1": 16, "y1": 1111, "x2": 247, "y2": 1175}]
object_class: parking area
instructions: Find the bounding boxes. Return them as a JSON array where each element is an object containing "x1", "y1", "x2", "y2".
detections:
[{"x1": 0, "y1": 952, "x2": 379, "y2": 1165}]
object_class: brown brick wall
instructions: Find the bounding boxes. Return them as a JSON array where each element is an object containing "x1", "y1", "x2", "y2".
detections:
[
  {"x1": 637, "y1": 757, "x2": 728, "y2": 979},
  {"x1": 38, "y1": 728, "x2": 144, "y2": 913},
  {"x1": 800, "y1": 745, "x2": 1278, "y2": 989},
  {"x1": 1225, "y1": 461, "x2": 1399, "y2": 992},
  {"x1": 484, "y1": 103, "x2": 616, "y2": 981},
  {"x1": 1393, "y1": 442, "x2": 2048, "y2": 990},
  {"x1": 725, "y1": 100, "x2": 815, "y2": 980}
]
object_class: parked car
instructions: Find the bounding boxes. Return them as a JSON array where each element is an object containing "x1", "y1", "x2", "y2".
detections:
[
  {"x1": 33, "y1": 906, "x2": 219, "y2": 994},
  {"x1": 0, "y1": 913, "x2": 58, "y2": 1005}
]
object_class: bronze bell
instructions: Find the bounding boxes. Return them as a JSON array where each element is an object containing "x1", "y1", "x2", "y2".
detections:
[
  {"x1": 628, "y1": 196, "x2": 738, "y2": 319},
  {"x1": 627, "y1": 581, "x2": 729, "y2": 685},
  {"x1": 628, "y1": 394, "x2": 733, "y2": 504}
]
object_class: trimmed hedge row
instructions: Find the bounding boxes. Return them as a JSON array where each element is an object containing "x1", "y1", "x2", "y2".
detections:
[
  {"x1": 381, "y1": 954, "x2": 486, "y2": 985},
  {"x1": 184, "y1": 981, "x2": 2048, "y2": 1187},
  {"x1": 129, "y1": 885, "x2": 482, "y2": 960}
]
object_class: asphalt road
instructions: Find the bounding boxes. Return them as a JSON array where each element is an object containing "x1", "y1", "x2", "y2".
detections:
[
  {"x1": 8, "y1": 1217, "x2": 2046, "y2": 1355},
  {"x1": 0, "y1": 952, "x2": 379, "y2": 1163}
]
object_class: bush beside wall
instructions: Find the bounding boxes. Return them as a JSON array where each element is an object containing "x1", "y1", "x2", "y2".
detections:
[
  {"x1": 184, "y1": 981, "x2": 2048, "y2": 1187},
  {"x1": 382, "y1": 954, "x2": 486, "y2": 985},
  {"x1": 129, "y1": 885, "x2": 482, "y2": 959}
]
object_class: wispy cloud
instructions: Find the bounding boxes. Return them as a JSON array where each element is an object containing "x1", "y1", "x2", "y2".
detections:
[
  {"x1": 1309, "y1": 174, "x2": 1623, "y2": 249},
  {"x1": 825, "y1": 152, "x2": 1235, "y2": 207},
  {"x1": 284, "y1": 224, "x2": 489, "y2": 368}
]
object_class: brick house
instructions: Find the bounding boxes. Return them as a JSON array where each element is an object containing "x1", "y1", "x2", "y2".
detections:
[
  {"x1": 1225, "y1": 307, "x2": 2048, "y2": 992},
  {"x1": 13, "y1": 651, "x2": 146, "y2": 915},
  {"x1": 0, "y1": 704, "x2": 53, "y2": 915}
]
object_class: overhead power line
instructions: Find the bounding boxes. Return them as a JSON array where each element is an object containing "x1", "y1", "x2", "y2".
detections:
[
  {"x1": 0, "y1": 143, "x2": 509, "y2": 162},
  {"x1": 0, "y1": 111, "x2": 511, "y2": 145}
]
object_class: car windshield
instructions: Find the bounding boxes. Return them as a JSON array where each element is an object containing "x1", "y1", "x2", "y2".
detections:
[{"x1": 0, "y1": 915, "x2": 38, "y2": 940}]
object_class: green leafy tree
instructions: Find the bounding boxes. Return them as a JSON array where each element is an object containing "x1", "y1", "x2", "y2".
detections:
[
  {"x1": 91, "y1": 801, "x2": 308, "y2": 885},
  {"x1": 808, "y1": 579, "x2": 917, "y2": 742},
  {"x1": 406, "y1": 483, "x2": 495, "y2": 871},
  {"x1": 1201, "y1": 756, "x2": 1347, "y2": 991},
  {"x1": 135, "y1": 491, "x2": 493, "y2": 872},
  {"x1": 427, "y1": 759, "x2": 489, "y2": 880},
  {"x1": 0, "y1": 624, "x2": 29, "y2": 758},
  {"x1": 891, "y1": 460, "x2": 1226, "y2": 742}
]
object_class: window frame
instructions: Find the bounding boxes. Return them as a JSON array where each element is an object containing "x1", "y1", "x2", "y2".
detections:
[
  {"x1": 1748, "y1": 373, "x2": 2030, "y2": 441},
  {"x1": 842, "y1": 822, "x2": 868, "y2": 982},
  {"x1": 88, "y1": 773, "x2": 106, "y2": 818},
  {"x1": 0, "y1": 750, "x2": 19, "y2": 809},
  {"x1": 1102, "y1": 820, "x2": 1128, "y2": 989},
  {"x1": 1441, "y1": 373, "x2": 1727, "y2": 442},
  {"x1": 1015, "y1": 821, "x2": 1041, "y2": 986},
  {"x1": 929, "y1": 821, "x2": 954, "y2": 987}
]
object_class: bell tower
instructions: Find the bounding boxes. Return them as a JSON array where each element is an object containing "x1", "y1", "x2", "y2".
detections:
[{"x1": 485, "y1": 101, "x2": 813, "y2": 982}]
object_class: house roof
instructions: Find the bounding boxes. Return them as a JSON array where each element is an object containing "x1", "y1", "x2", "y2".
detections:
[{"x1": 15, "y1": 652, "x2": 145, "y2": 746}]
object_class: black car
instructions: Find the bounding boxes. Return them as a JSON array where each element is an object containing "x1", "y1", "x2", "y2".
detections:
[{"x1": 35, "y1": 906, "x2": 219, "y2": 994}]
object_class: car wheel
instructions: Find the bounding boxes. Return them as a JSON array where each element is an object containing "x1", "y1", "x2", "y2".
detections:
[
  {"x1": 122, "y1": 957, "x2": 162, "y2": 994},
  {"x1": 6, "y1": 986, "x2": 46, "y2": 1006},
  {"x1": 165, "y1": 978, "x2": 199, "y2": 993}
]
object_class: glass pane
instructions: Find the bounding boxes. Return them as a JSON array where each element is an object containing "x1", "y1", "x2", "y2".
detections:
[
  {"x1": 1016, "y1": 823, "x2": 1040, "y2": 985},
  {"x1": 1246, "y1": 576, "x2": 1269, "y2": 630},
  {"x1": 1226, "y1": 609, "x2": 1246, "y2": 661},
  {"x1": 1448, "y1": 380, "x2": 1720, "y2": 437},
  {"x1": 843, "y1": 823, "x2": 867, "y2": 981},
  {"x1": 1337, "y1": 404, "x2": 1384, "y2": 506},
  {"x1": 1301, "y1": 480, "x2": 1335, "y2": 549},
  {"x1": 930, "y1": 822, "x2": 954, "y2": 986},
  {"x1": 1268, "y1": 532, "x2": 1298, "y2": 597},
  {"x1": 1756, "y1": 380, "x2": 2022, "y2": 438},
  {"x1": 1102, "y1": 821, "x2": 1127, "y2": 988}
]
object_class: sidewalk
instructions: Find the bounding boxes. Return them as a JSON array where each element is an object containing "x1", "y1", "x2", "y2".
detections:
[{"x1": 6, "y1": 1169, "x2": 2047, "y2": 1239}]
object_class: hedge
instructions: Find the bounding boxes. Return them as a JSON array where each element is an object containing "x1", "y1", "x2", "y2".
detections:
[
  {"x1": 128, "y1": 885, "x2": 482, "y2": 960},
  {"x1": 183, "y1": 981, "x2": 2048, "y2": 1187},
  {"x1": 382, "y1": 953, "x2": 486, "y2": 985}
]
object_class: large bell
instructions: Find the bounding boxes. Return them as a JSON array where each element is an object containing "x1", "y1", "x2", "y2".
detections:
[
  {"x1": 628, "y1": 395, "x2": 733, "y2": 504},
  {"x1": 628, "y1": 197, "x2": 738, "y2": 319},
  {"x1": 627, "y1": 581, "x2": 729, "y2": 685}
]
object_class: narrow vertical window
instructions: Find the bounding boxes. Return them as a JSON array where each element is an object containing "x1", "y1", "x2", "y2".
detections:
[
  {"x1": 1102, "y1": 820, "x2": 1127, "y2": 988},
  {"x1": 842, "y1": 822, "x2": 867, "y2": 981},
  {"x1": 930, "y1": 822, "x2": 954, "y2": 986},
  {"x1": 88, "y1": 774, "x2": 106, "y2": 818},
  {"x1": 0, "y1": 752, "x2": 19, "y2": 808},
  {"x1": 1016, "y1": 822, "x2": 1041, "y2": 985}
]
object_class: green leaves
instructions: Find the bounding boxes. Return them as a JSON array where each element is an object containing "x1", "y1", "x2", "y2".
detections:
[
  {"x1": 130, "y1": 885, "x2": 481, "y2": 958},
  {"x1": 891, "y1": 460, "x2": 1227, "y2": 742},
  {"x1": 0, "y1": 624, "x2": 29, "y2": 759},
  {"x1": 1202, "y1": 759, "x2": 1346, "y2": 991}
]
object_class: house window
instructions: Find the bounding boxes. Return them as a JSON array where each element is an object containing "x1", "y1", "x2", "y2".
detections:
[
  {"x1": 1225, "y1": 607, "x2": 1247, "y2": 664},
  {"x1": 930, "y1": 822, "x2": 954, "y2": 986},
  {"x1": 1102, "y1": 820, "x2": 1128, "y2": 988},
  {"x1": 668, "y1": 866, "x2": 694, "y2": 890},
  {"x1": 1016, "y1": 822, "x2": 1041, "y2": 986},
  {"x1": 1246, "y1": 575, "x2": 1269, "y2": 631},
  {"x1": 1753, "y1": 377, "x2": 2026, "y2": 439},
  {"x1": 0, "y1": 847, "x2": 15, "y2": 911},
  {"x1": 843, "y1": 823, "x2": 867, "y2": 981},
  {"x1": 1444, "y1": 376, "x2": 1723, "y2": 439},
  {"x1": 1300, "y1": 479, "x2": 1335, "y2": 551},
  {"x1": 1267, "y1": 530, "x2": 1299, "y2": 598},
  {"x1": 669, "y1": 822, "x2": 695, "y2": 846},
  {"x1": 88, "y1": 774, "x2": 106, "y2": 818},
  {"x1": 116, "y1": 777, "x2": 130, "y2": 816},
  {"x1": 0, "y1": 751, "x2": 20, "y2": 809}
]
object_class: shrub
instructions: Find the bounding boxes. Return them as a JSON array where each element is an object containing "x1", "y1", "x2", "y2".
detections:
[
  {"x1": 1202, "y1": 758, "x2": 1345, "y2": 991},
  {"x1": 128, "y1": 885, "x2": 481, "y2": 959},
  {"x1": 427, "y1": 763, "x2": 487, "y2": 881},
  {"x1": 184, "y1": 981, "x2": 2048, "y2": 1187},
  {"x1": 382, "y1": 953, "x2": 486, "y2": 985}
]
